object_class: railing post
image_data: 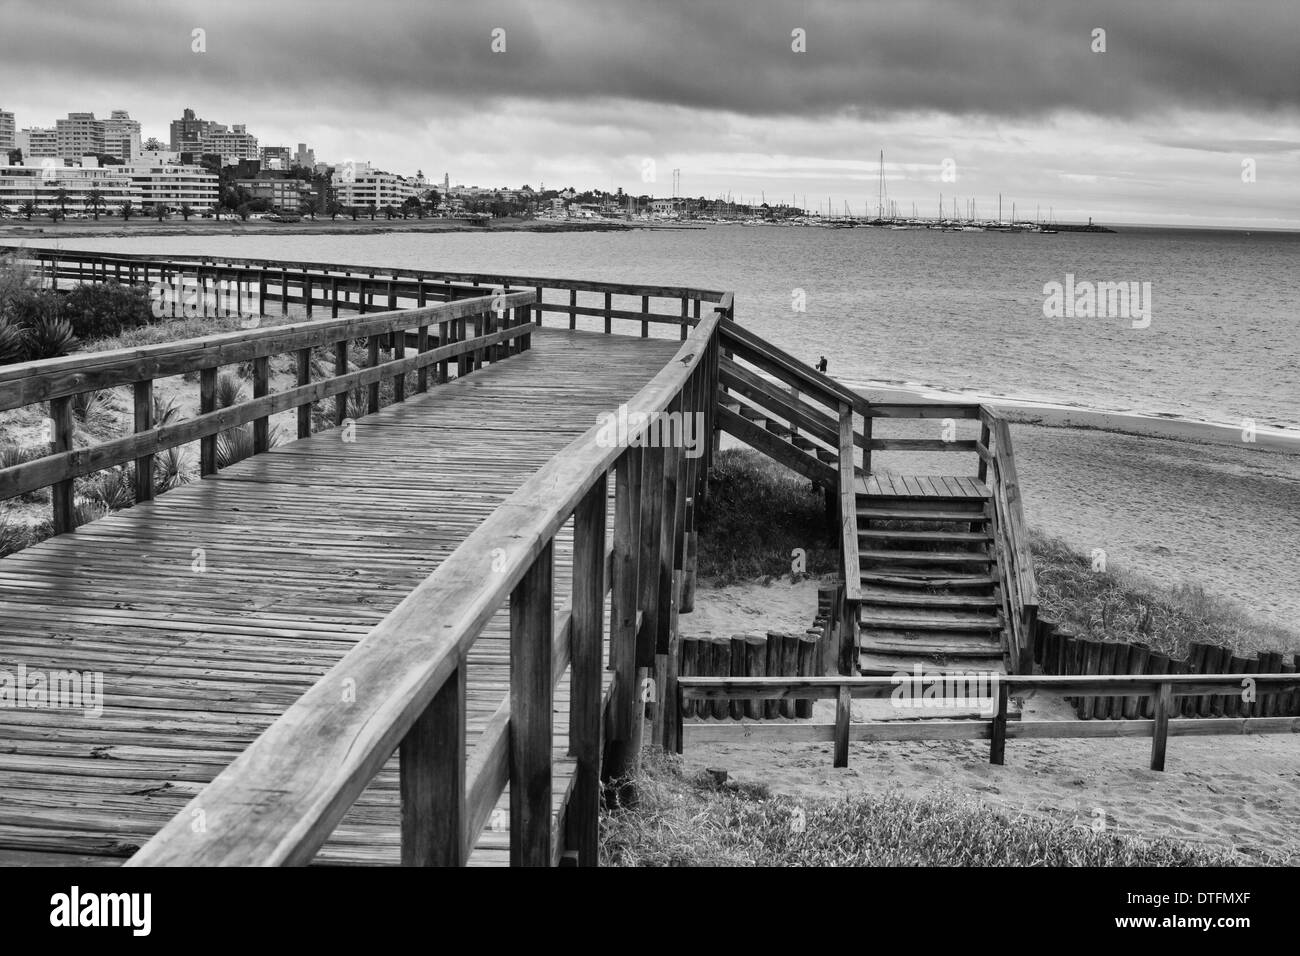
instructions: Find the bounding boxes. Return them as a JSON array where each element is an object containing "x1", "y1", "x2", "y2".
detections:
[
  {"x1": 49, "y1": 396, "x2": 75, "y2": 534},
  {"x1": 400, "y1": 660, "x2": 466, "y2": 866},
  {"x1": 334, "y1": 341, "x2": 349, "y2": 426},
  {"x1": 199, "y1": 368, "x2": 217, "y2": 476},
  {"x1": 367, "y1": 334, "x2": 381, "y2": 413},
  {"x1": 603, "y1": 291, "x2": 612, "y2": 334},
  {"x1": 296, "y1": 347, "x2": 312, "y2": 439},
  {"x1": 252, "y1": 356, "x2": 270, "y2": 454},
  {"x1": 281, "y1": 268, "x2": 289, "y2": 316},
  {"x1": 654, "y1": 407, "x2": 684, "y2": 751},
  {"x1": 989, "y1": 680, "x2": 1009, "y2": 765},
  {"x1": 568, "y1": 480, "x2": 606, "y2": 866},
  {"x1": 510, "y1": 543, "x2": 554, "y2": 867},
  {"x1": 1150, "y1": 682, "x2": 1173, "y2": 771},
  {"x1": 605, "y1": 447, "x2": 644, "y2": 785},
  {"x1": 133, "y1": 380, "x2": 154, "y2": 502},
  {"x1": 977, "y1": 418, "x2": 991, "y2": 482},
  {"x1": 303, "y1": 271, "x2": 312, "y2": 316},
  {"x1": 568, "y1": 289, "x2": 577, "y2": 329},
  {"x1": 834, "y1": 683, "x2": 851, "y2": 768}
]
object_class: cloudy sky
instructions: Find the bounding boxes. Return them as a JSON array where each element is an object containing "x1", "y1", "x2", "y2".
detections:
[{"x1": 2, "y1": 0, "x2": 1297, "y2": 228}]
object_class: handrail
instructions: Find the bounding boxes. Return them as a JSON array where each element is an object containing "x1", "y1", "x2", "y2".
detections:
[
  {"x1": 126, "y1": 300, "x2": 726, "y2": 866},
  {"x1": 838, "y1": 404, "x2": 861, "y2": 604},
  {"x1": 1, "y1": 292, "x2": 535, "y2": 535}
]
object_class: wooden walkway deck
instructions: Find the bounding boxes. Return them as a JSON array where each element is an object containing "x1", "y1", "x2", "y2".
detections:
[{"x1": 0, "y1": 327, "x2": 680, "y2": 866}]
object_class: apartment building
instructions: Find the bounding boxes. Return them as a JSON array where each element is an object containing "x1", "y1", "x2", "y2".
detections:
[
  {"x1": 331, "y1": 162, "x2": 421, "y2": 208},
  {"x1": 0, "y1": 110, "x2": 14, "y2": 152},
  {"x1": 201, "y1": 124, "x2": 259, "y2": 163},
  {"x1": 121, "y1": 163, "x2": 219, "y2": 209},
  {"x1": 0, "y1": 163, "x2": 136, "y2": 215},
  {"x1": 100, "y1": 110, "x2": 142, "y2": 163},
  {"x1": 169, "y1": 108, "x2": 211, "y2": 153},
  {"x1": 16, "y1": 128, "x2": 58, "y2": 159},
  {"x1": 55, "y1": 113, "x2": 105, "y2": 161},
  {"x1": 235, "y1": 177, "x2": 309, "y2": 212}
]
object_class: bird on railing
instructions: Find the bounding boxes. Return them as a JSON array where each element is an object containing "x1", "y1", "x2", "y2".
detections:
[{"x1": 679, "y1": 353, "x2": 694, "y2": 365}]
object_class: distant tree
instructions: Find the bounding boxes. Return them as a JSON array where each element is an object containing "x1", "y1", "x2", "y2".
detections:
[
  {"x1": 49, "y1": 207, "x2": 63, "y2": 223},
  {"x1": 237, "y1": 203, "x2": 251, "y2": 221},
  {"x1": 211, "y1": 203, "x2": 222, "y2": 221},
  {"x1": 348, "y1": 205, "x2": 358, "y2": 221},
  {"x1": 143, "y1": 137, "x2": 166, "y2": 151},
  {"x1": 155, "y1": 203, "x2": 168, "y2": 221},
  {"x1": 6, "y1": 148, "x2": 22, "y2": 165},
  {"x1": 86, "y1": 187, "x2": 105, "y2": 221},
  {"x1": 382, "y1": 204, "x2": 397, "y2": 220},
  {"x1": 120, "y1": 200, "x2": 135, "y2": 220},
  {"x1": 179, "y1": 203, "x2": 193, "y2": 221},
  {"x1": 301, "y1": 196, "x2": 320, "y2": 220},
  {"x1": 54, "y1": 184, "x2": 69, "y2": 220},
  {"x1": 19, "y1": 200, "x2": 37, "y2": 220},
  {"x1": 367, "y1": 203, "x2": 376, "y2": 221},
  {"x1": 402, "y1": 196, "x2": 422, "y2": 219},
  {"x1": 326, "y1": 200, "x2": 342, "y2": 221},
  {"x1": 423, "y1": 188, "x2": 441, "y2": 215},
  {"x1": 94, "y1": 154, "x2": 122, "y2": 167}
]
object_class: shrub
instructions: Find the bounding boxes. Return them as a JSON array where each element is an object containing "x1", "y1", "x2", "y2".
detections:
[
  {"x1": 61, "y1": 282, "x2": 153, "y2": 341},
  {"x1": 153, "y1": 446, "x2": 193, "y2": 493},
  {"x1": 0, "y1": 320, "x2": 26, "y2": 365},
  {"x1": 215, "y1": 372, "x2": 245, "y2": 409},
  {"x1": 22, "y1": 311, "x2": 76, "y2": 360}
]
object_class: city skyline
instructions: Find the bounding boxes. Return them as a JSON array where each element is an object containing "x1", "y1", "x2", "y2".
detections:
[{"x1": 1, "y1": 0, "x2": 1297, "y2": 228}]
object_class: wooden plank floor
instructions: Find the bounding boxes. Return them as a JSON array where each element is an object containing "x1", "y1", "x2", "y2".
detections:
[
  {"x1": 0, "y1": 328, "x2": 680, "y2": 867},
  {"x1": 860, "y1": 474, "x2": 990, "y2": 498}
]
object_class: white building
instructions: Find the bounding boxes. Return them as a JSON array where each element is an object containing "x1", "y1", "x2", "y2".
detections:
[
  {"x1": 100, "y1": 110, "x2": 142, "y2": 163},
  {"x1": 55, "y1": 113, "x2": 105, "y2": 161},
  {"x1": 0, "y1": 163, "x2": 137, "y2": 216},
  {"x1": 17, "y1": 127, "x2": 58, "y2": 159},
  {"x1": 120, "y1": 163, "x2": 219, "y2": 210},
  {"x1": 0, "y1": 110, "x2": 14, "y2": 152},
  {"x1": 332, "y1": 162, "x2": 421, "y2": 209},
  {"x1": 201, "y1": 124, "x2": 259, "y2": 163}
]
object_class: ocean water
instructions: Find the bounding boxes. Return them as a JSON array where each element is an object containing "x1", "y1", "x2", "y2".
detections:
[{"x1": 35, "y1": 225, "x2": 1300, "y2": 429}]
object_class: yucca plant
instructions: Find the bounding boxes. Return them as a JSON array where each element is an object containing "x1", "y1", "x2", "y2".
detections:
[
  {"x1": 0, "y1": 507, "x2": 35, "y2": 558},
  {"x1": 216, "y1": 425, "x2": 255, "y2": 468},
  {"x1": 71, "y1": 388, "x2": 115, "y2": 436},
  {"x1": 0, "y1": 319, "x2": 26, "y2": 366},
  {"x1": 153, "y1": 446, "x2": 193, "y2": 493},
  {"x1": 80, "y1": 468, "x2": 135, "y2": 513},
  {"x1": 152, "y1": 394, "x2": 183, "y2": 427},
  {"x1": 215, "y1": 372, "x2": 245, "y2": 409},
  {"x1": 22, "y1": 312, "x2": 76, "y2": 361}
]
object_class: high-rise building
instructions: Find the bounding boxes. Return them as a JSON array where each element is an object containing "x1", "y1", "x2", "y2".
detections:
[
  {"x1": 100, "y1": 110, "x2": 142, "y2": 162},
  {"x1": 169, "y1": 108, "x2": 212, "y2": 153},
  {"x1": 260, "y1": 145, "x2": 293, "y2": 170},
  {"x1": 55, "y1": 112, "x2": 105, "y2": 161},
  {"x1": 0, "y1": 110, "x2": 15, "y2": 152},
  {"x1": 294, "y1": 143, "x2": 315, "y2": 169},
  {"x1": 17, "y1": 127, "x2": 58, "y2": 159},
  {"x1": 202, "y1": 124, "x2": 259, "y2": 163}
]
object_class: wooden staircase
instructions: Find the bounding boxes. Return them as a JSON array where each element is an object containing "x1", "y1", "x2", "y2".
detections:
[
  {"x1": 854, "y1": 476, "x2": 1007, "y2": 676},
  {"x1": 713, "y1": 317, "x2": 1037, "y2": 681}
]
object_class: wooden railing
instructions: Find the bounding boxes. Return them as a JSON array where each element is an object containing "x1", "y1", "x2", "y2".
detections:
[
  {"x1": 979, "y1": 408, "x2": 1038, "y2": 673},
  {"x1": 1, "y1": 246, "x2": 725, "y2": 340},
  {"x1": 0, "y1": 290, "x2": 536, "y2": 533},
  {"x1": 678, "y1": 673, "x2": 1300, "y2": 771},
  {"x1": 124, "y1": 295, "x2": 728, "y2": 866}
]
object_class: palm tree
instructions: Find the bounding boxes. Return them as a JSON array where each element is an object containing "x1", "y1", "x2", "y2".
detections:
[
  {"x1": 54, "y1": 183, "x2": 69, "y2": 220},
  {"x1": 301, "y1": 196, "x2": 320, "y2": 221},
  {"x1": 85, "y1": 187, "x2": 105, "y2": 221},
  {"x1": 19, "y1": 200, "x2": 37, "y2": 221},
  {"x1": 180, "y1": 204, "x2": 193, "y2": 221},
  {"x1": 120, "y1": 200, "x2": 134, "y2": 221},
  {"x1": 327, "y1": 200, "x2": 342, "y2": 221},
  {"x1": 367, "y1": 203, "x2": 376, "y2": 221},
  {"x1": 212, "y1": 203, "x2": 222, "y2": 221},
  {"x1": 155, "y1": 203, "x2": 168, "y2": 221}
]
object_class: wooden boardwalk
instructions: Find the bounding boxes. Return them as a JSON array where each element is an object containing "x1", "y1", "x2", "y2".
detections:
[{"x1": 0, "y1": 327, "x2": 680, "y2": 866}]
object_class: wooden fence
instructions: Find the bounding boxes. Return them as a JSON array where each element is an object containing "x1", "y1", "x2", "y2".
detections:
[
  {"x1": 678, "y1": 673, "x2": 1300, "y2": 772},
  {"x1": 1032, "y1": 617, "x2": 1300, "y2": 719}
]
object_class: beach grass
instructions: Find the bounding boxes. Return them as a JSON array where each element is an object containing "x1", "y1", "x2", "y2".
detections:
[{"x1": 600, "y1": 753, "x2": 1248, "y2": 866}]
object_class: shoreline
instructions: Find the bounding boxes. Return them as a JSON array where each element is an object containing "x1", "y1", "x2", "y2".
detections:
[{"x1": 851, "y1": 380, "x2": 1300, "y2": 452}]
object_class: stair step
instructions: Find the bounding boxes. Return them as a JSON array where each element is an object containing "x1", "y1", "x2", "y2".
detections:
[
  {"x1": 858, "y1": 529, "x2": 991, "y2": 543},
  {"x1": 815, "y1": 450, "x2": 836, "y2": 462},
  {"x1": 857, "y1": 650, "x2": 1007, "y2": 675},
  {"x1": 859, "y1": 549, "x2": 992, "y2": 565},
  {"x1": 859, "y1": 588, "x2": 999, "y2": 609},
  {"x1": 859, "y1": 631, "x2": 1004, "y2": 656},
  {"x1": 791, "y1": 435, "x2": 816, "y2": 450},
  {"x1": 860, "y1": 610, "x2": 1003, "y2": 631},
  {"x1": 765, "y1": 421, "x2": 792, "y2": 439},
  {"x1": 859, "y1": 571, "x2": 997, "y2": 588},
  {"x1": 738, "y1": 406, "x2": 765, "y2": 422},
  {"x1": 858, "y1": 507, "x2": 989, "y2": 522}
]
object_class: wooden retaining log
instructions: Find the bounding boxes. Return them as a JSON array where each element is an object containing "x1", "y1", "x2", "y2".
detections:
[
  {"x1": 729, "y1": 634, "x2": 747, "y2": 720},
  {"x1": 763, "y1": 631, "x2": 782, "y2": 719},
  {"x1": 1122, "y1": 644, "x2": 1150, "y2": 719},
  {"x1": 1202, "y1": 645, "x2": 1228, "y2": 717},
  {"x1": 1078, "y1": 639, "x2": 1102, "y2": 719},
  {"x1": 710, "y1": 636, "x2": 731, "y2": 719},
  {"x1": 1224, "y1": 655, "x2": 1249, "y2": 717},
  {"x1": 1142, "y1": 652, "x2": 1170, "y2": 719},
  {"x1": 743, "y1": 633, "x2": 767, "y2": 719},
  {"x1": 1181, "y1": 643, "x2": 1208, "y2": 717},
  {"x1": 778, "y1": 633, "x2": 800, "y2": 719},
  {"x1": 1259, "y1": 651, "x2": 1282, "y2": 717},
  {"x1": 1094, "y1": 642, "x2": 1116, "y2": 720},
  {"x1": 678, "y1": 637, "x2": 698, "y2": 719},
  {"x1": 1284, "y1": 657, "x2": 1299, "y2": 716},
  {"x1": 796, "y1": 631, "x2": 818, "y2": 719}
]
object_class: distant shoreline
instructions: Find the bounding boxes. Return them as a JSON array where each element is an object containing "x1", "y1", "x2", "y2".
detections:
[{"x1": 0, "y1": 217, "x2": 705, "y2": 239}]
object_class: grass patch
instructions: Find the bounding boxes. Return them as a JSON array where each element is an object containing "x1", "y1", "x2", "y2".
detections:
[
  {"x1": 696, "y1": 448, "x2": 836, "y2": 584},
  {"x1": 601, "y1": 755, "x2": 1251, "y2": 866},
  {"x1": 1032, "y1": 530, "x2": 1298, "y2": 658}
]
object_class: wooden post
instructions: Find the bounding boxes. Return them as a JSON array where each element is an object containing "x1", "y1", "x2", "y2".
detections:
[
  {"x1": 296, "y1": 347, "x2": 312, "y2": 439},
  {"x1": 49, "y1": 396, "x2": 75, "y2": 534},
  {"x1": 1150, "y1": 682, "x2": 1173, "y2": 771},
  {"x1": 252, "y1": 356, "x2": 270, "y2": 454},
  {"x1": 603, "y1": 291, "x2": 612, "y2": 334},
  {"x1": 744, "y1": 634, "x2": 766, "y2": 719},
  {"x1": 605, "y1": 448, "x2": 643, "y2": 785},
  {"x1": 568, "y1": 288, "x2": 577, "y2": 329},
  {"x1": 636, "y1": 446, "x2": 665, "y2": 670},
  {"x1": 281, "y1": 268, "x2": 289, "y2": 315},
  {"x1": 834, "y1": 684, "x2": 851, "y2": 768},
  {"x1": 641, "y1": 294, "x2": 650, "y2": 338},
  {"x1": 257, "y1": 270, "x2": 266, "y2": 317},
  {"x1": 334, "y1": 341, "x2": 349, "y2": 426},
  {"x1": 680, "y1": 296, "x2": 689, "y2": 340},
  {"x1": 199, "y1": 368, "x2": 217, "y2": 477},
  {"x1": 133, "y1": 380, "x2": 154, "y2": 502},
  {"x1": 393, "y1": 320, "x2": 406, "y2": 404},
  {"x1": 977, "y1": 420, "x2": 991, "y2": 482},
  {"x1": 510, "y1": 543, "x2": 554, "y2": 867},
  {"x1": 367, "y1": 335, "x2": 381, "y2": 413},
  {"x1": 400, "y1": 662, "x2": 466, "y2": 866},
  {"x1": 989, "y1": 680, "x2": 1009, "y2": 765},
  {"x1": 303, "y1": 272, "x2": 312, "y2": 316},
  {"x1": 568, "y1": 481, "x2": 605, "y2": 866},
  {"x1": 330, "y1": 276, "x2": 339, "y2": 318}
]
